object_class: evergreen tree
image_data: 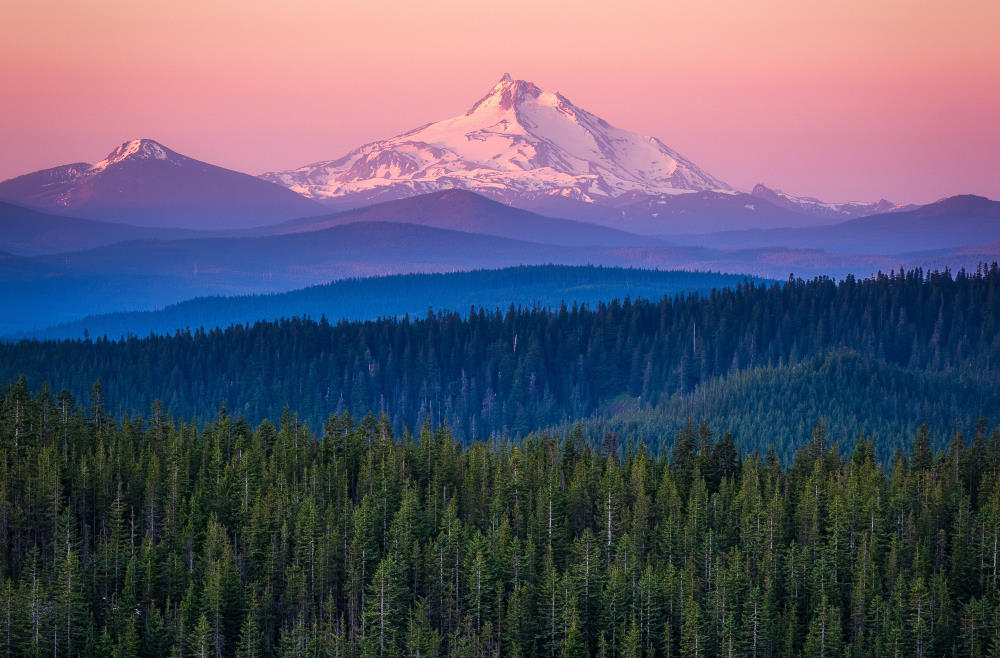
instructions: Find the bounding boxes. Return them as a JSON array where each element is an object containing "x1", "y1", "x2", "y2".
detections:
[
  {"x1": 53, "y1": 509, "x2": 86, "y2": 658},
  {"x1": 681, "y1": 596, "x2": 705, "y2": 657},
  {"x1": 405, "y1": 599, "x2": 440, "y2": 658},
  {"x1": 187, "y1": 614, "x2": 213, "y2": 658},
  {"x1": 362, "y1": 556, "x2": 405, "y2": 657},
  {"x1": 803, "y1": 595, "x2": 843, "y2": 658}
]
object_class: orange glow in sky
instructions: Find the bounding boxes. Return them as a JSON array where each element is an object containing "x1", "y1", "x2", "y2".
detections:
[{"x1": 2, "y1": 0, "x2": 998, "y2": 203}]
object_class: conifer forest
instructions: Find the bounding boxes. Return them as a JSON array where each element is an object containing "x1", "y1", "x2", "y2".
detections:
[{"x1": 1, "y1": 266, "x2": 999, "y2": 656}]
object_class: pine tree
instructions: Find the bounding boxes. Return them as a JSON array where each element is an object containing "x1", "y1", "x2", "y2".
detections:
[
  {"x1": 742, "y1": 585, "x2": 766, "y2": 658},
  {"x1": 187, "y1": 614, "x2": 212, "y2": 658},
  {"x1": 681, "y1": 596, "x2": 705, "y2": 657},
  {"x1": 559, "y1": 593, "x2": 587, "y2": 658},
  {"x1": 54, "y1": 509, "x2": 87, "y2": 658},
  {"x1": 362, "y1": 556, "x2": 404, "y2": 657},
  {"x1": 621, "y1": 616, "x2": 642, "y2": 658},
  {"x1": 235, "y1": 592, "x2": 264, "y2": 658},
  {"x1": 803, "y1": 594, "x2": 843, "y2": 658},
  {"x1": 405, "y1": 599, "x2": 440, "y2": 658},
  {"x1": 909, "y1": 577, "x2": 933, "y2": 658},
  {"x1": 537, "y1": 546, "x2": 562, "y2": 658},
  {"x1": 115, "y1": 614, "x2": 140, "y2": 658},
  {"x1": 141, "y1": 604, "x2": 171, "y2": 658}
]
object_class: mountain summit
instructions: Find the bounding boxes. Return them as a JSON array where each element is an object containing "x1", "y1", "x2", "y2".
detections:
[
  {"x1": 262, "y1": 75, "x2": 731, "y2": 207},
  {"x1": 91, "y1": 138, "x2": 173, "y2": 170},
  {"x1": 0, "y1": 139, "x2": 324, "y2": 229}
]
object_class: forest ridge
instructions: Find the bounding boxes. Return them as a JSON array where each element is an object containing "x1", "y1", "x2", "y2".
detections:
[{"x1": 1, "y1": 266, "x2": 998, "y2": 453}]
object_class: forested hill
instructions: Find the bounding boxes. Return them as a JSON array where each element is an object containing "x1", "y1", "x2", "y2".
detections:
[
  {"x1": 0, "y1": 391, "x2": 997, "y2": 656},
  {"x1": 18, "y1": 266, "x2": 752, "y2": 341},
  {"x1": 1, "y1": 266, "x2": 998, "y2": 454},
  {"x1": 573, "y1": 349, "x2": 1000, "y2": 463}
]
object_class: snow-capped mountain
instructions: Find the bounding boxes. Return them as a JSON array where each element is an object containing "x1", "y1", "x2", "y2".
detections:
[
  {"x1": 750, "y1": 184, "x2": 911, "y2": 220},
  {"x1": 0, "y1": 139, "x2": 324, "y2": 229},
  {"x1": 262, "y1": 74, "x2": 732, "y2": 206}
]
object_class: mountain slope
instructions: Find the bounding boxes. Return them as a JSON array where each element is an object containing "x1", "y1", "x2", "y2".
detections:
[
  {"x1": 262, "y1": 74, "x2": 731, "y2": 207},
  {"x1": 598, "y1": 189, "x2": 831, "y2": 234},
  {"x1": 574, "y1": 349, "x2": 1000, "y2": 464},
  {"x1": 0, "y1": 201, "x2": 202, "y2": 255},
  {"x1": 256, "y1": 189, "x2": 661, "y2": 246},
  {"x1": 0, "y1": 139, "x2": 325, "y2": 229},
  {"x1": 667, "y1": 194, "x2": 1000, "y2": 253}
]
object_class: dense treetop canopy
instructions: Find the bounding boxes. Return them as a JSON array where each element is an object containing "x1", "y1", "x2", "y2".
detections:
[{"x1": 0, "y1": 386, "x2": 997, "y2": 656}]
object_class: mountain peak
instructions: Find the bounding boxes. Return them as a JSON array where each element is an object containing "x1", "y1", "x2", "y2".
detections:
[
  {"x1": 92, "y1": 139, "x2": 175, "y2": 172},
  {"x1": 467, "y1": 74, "x2": 545, "y2": 115},
  {"x1": 263, "y1": 74, "x2": 731, "y2": 205}
]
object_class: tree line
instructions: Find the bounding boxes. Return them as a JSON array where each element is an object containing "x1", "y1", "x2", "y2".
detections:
[{"x1": 26, "y1": 266, "x2": 748, "y2": 342}]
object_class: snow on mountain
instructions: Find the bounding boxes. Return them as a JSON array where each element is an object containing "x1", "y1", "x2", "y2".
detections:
[
  {"x1": 262, "y1": 74, "x2": 732, "y2": 205},
  {"x1": 0, "y1": 139, "x2": 325, "y2": 229},
  {"x1": 750, "y1": 184, "x2": 911, "y2": 220},
  {"x1": 90, "y1": 138, "x2": 171, "y2": 172}
]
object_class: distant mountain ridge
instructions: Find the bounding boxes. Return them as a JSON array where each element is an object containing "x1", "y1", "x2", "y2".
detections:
[
  {"x1": 256, "y1": 189, "x2": 663, "y2": 247},
  {"x1": 3, "y1": 201, "x2": 998, "y2": 335},
  {"x1": 0, "y1": 77, "x2": 934, "y2": 236},
  {"x1": 749, "y1": 183, "x2": 913, "y2": 220},
  {"x1": 0, "y1": 139, "x2": 325, "y2": 229},
  {"x1": 666, "y1": 194, "x2": 1000, "y2": 253},
  {"x1": 0, "y1": 201, "x2": 199, "y2": 256}
]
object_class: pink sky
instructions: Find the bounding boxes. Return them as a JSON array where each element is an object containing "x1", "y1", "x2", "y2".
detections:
[{"x1": 2, "y1": 0, "x2": 998, "y2": 204}]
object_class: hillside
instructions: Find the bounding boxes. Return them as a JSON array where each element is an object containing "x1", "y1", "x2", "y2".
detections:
[
  {"x1": 0, "y1": 201, "x2": 200, "y2": 255},
  {"x1": 19, "y1": 266, "x2": 752, "y2": 340},
  {"x1": 575, "y1": 349, "x2": 999, "y2": 463}
]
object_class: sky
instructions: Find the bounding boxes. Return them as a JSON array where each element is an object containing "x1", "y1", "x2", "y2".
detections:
[{"x1": 1, "y1": 0, "x2": 998, "y2": 204}]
